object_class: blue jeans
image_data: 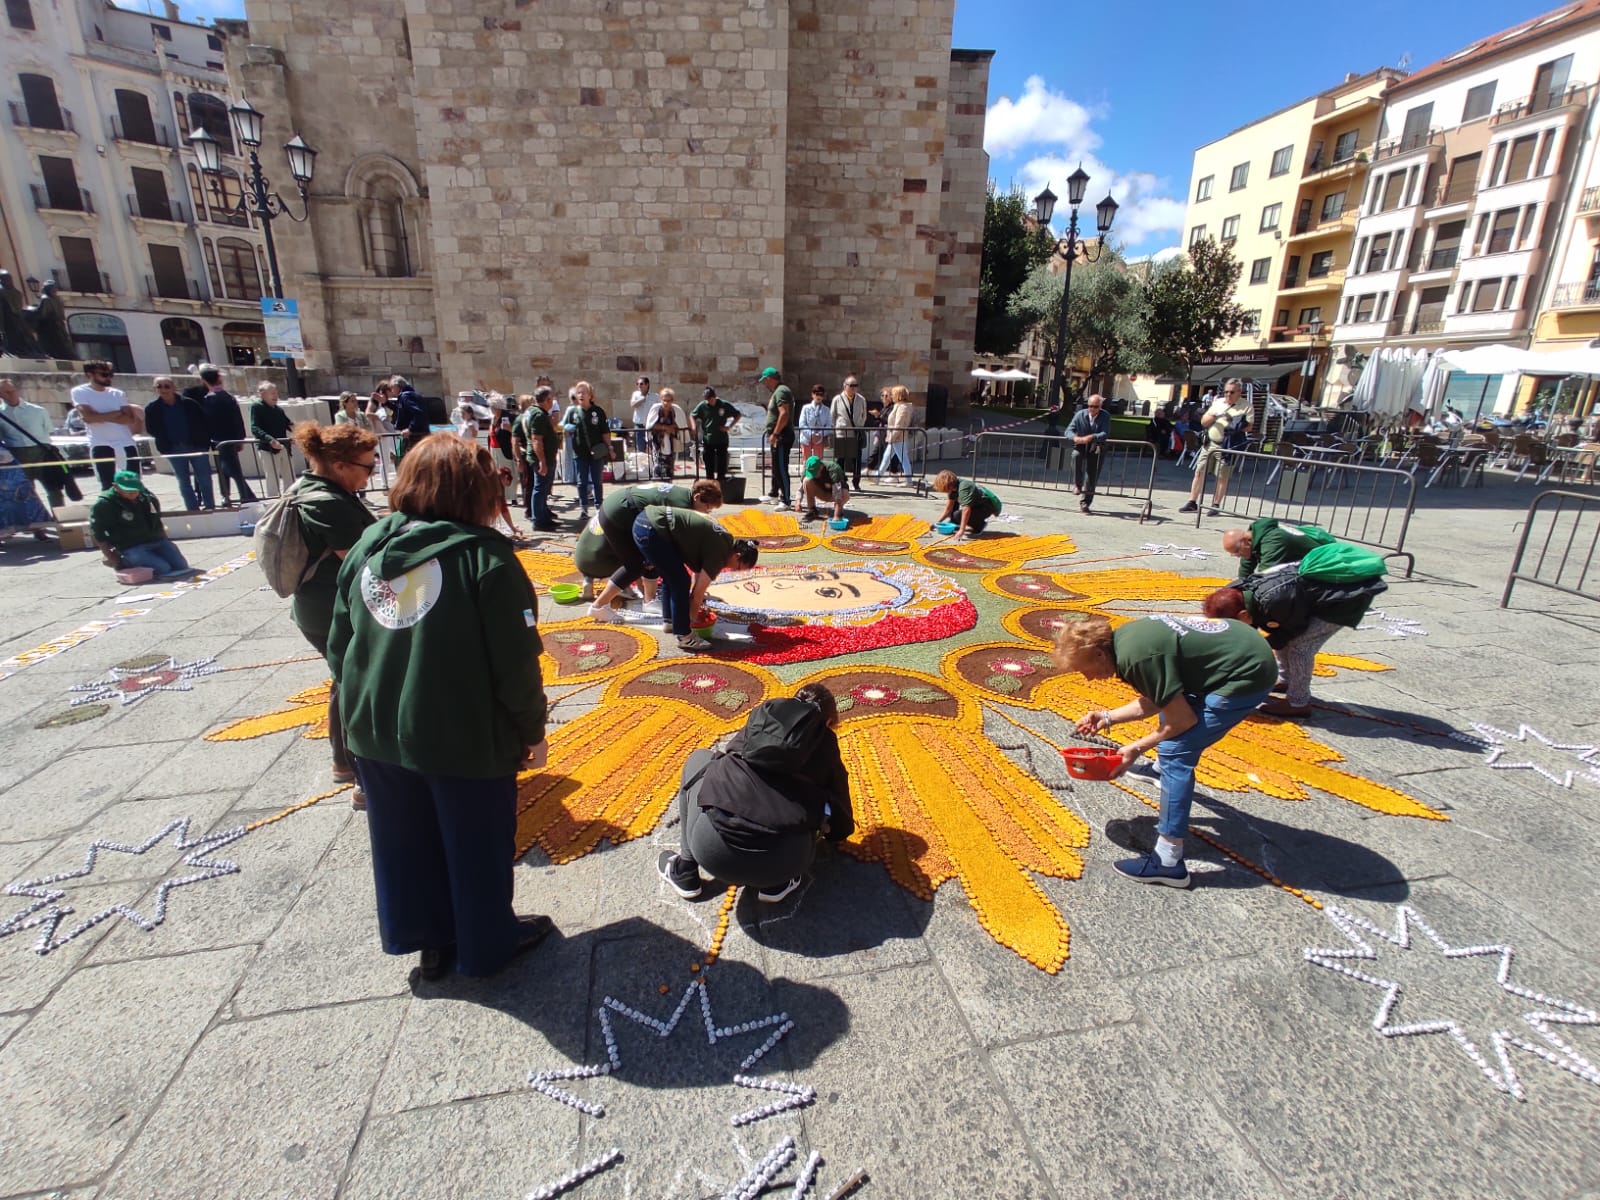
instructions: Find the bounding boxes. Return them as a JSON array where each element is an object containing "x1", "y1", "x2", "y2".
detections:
[
  {"x1": 119, "y1": 538, "x2": 191, "y2": 577},
  {"x1": 530, "y1": 462, "x2": 555, "y2": 526},
  {"x1": 573, "y1": 454, "x2": 605, "y2": 511},
  {"x1": 633, "y1": 512, "x2": 691, "y2": 636},
  {"x1": 168, "y1": 447, "x2": 215, "y2": 511},
  {"x1": 1156, "y1": 689, "x2": 1273, "y2": 839},
  {"x1": 354, "y1": 756, "x2": 521, "y2": 976}
]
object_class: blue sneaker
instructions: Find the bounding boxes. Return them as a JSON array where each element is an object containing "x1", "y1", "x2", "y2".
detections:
[{"x1": 1111, "y1": 852, "x2": 1191, "y2": 888}]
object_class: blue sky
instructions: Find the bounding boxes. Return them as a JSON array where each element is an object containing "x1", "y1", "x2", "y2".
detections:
[
  {"x1": 958, "y1": 0, "x2": 1558, "y2": 256},
  {"x1": 133, "y1": 0, "x2": 1556, "y2": 256}
]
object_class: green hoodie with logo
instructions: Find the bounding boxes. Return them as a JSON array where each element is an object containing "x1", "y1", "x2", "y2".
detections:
[{"x1": 328, "y1": 512, "x2": 546, "y2": 779}]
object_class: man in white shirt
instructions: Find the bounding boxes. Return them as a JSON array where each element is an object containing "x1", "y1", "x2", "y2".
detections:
[
  {"x1": 830, "y1": 374, "x2": 867, "y2": 489},
  {"x1": 71, "y1": 360, "x2": 143, "y2": 489},
  {"x1": 1178, "y1": 378, "x2": 1252, "y2": 515},
  {"x1": 628, "y1": 376, "x2": 659, "y2": 451}
]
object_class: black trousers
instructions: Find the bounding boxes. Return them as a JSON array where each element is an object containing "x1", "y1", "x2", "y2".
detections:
[
  {"x1": 703, "y1": 443, "x2": 729, "y2": 483},
  {"x1": 675, "y1": 749, "x2": 815, "y2": 889},
  {"x1": 1074, "y1": 443, "x2": 1105, "y2": 504},
  {"x1": 214, "y1": 444, "x2": 258, "y2": 503}
]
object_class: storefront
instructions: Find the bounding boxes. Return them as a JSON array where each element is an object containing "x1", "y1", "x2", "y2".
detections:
[{"x1": 66, "y1": 313, "x2": 135, "y2": 372}]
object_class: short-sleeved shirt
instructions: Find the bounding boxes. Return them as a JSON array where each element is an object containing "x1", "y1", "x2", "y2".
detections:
[
  {"x1": 692, "y1": 399, "x2": 741, "y2": 447},
  {"x1": 0, "y1": 400, "x2": 54, "y2": 448},
  {"x1": 1112, "y1": 616, "x2": 1278, "y2": 708},
  {"x1": 643, "y1": 505, "x2": 736, "y2": 577},
  {"x1": 290, "y1": 473, "x2": 378, "y2": 640},
  {"x1": 1241, "y1": 517, "x2": 1321, "y2": 575},
  {"x1": 520, "y1": 406, "x2": 560, "y2": 461},
  {"x1": 72, "y1": 384, "x2": 136, "y2": 448},
  {"x1": 955, "y1": 478, "x2": 999, "y2": 515},
  {"x1": 601, "y1": 483, "x2": 695, "y2": 529},
  {"x1": 764, "y1": 385, "x2": 794, "y2": 438},
  {"x1": 1205, "y1": 399, "x2": 1252, "y2": 446},
  {"x1": 565, "y1": 403, "x2": 610, "y2": 455}
]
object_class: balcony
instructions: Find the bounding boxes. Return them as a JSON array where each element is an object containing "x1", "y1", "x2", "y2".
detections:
[
  {"x1": 29, "y1": 183, "x2": 95, "y2": 214},
  {"x1": 51, "y1": 268, "x2": 113, "y2": 296},
  {"x1": 1490, "y1": 84, "x2": 1590, "y2": 128},
  {"x1": 8, "y1": 101, "x2": 75, "y2": 134},
  {"x1": 1303, "y1": 147, "x2": 1369, "y2": 179},
  {"x1": 1580, "y1": 185, "x2": 1600, "y2": 217},
  {"x1": 1372, "y1": 128, "x2": 1444, "y2": 162},
  {"x1": 126, "y1": 193, "x2": 189, "y2": 224},
  {"x1": 1424, "y1": 245, "x2": 1460, "y2": 273},
  {"x1": 1269, "y1": 322, "x2": 1329, "y2": 344},
  {"x1": 1550, "y1": 280, "x2": 1600, "y2": 310},
  {"x1": 146, "y1": 274, "x2": 207, "y2": 301},
  {"x1": 1286, "y1": 211, "x2": 1357, "y2": 242},
  {"x1": 1280, "y1": 268, "x2": 1346, "y2": 295},
  {"x1": 109, "y1": 114, "x2": 176, "y2": 149}
]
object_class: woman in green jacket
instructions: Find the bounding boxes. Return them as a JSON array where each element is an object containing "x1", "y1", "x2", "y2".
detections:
[
  {"x1": 328, "y1": 435, "x2": 552, "y2": 983},
  {"x1": 249, "y1": 381, "x2": 296, "y2": 496}
]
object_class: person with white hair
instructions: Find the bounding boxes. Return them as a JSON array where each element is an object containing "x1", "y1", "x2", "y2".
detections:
[{"x1": 249, "y1": 381, "x2": 297, "y2": 495}]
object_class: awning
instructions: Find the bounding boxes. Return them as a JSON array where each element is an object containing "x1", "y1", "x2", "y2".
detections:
[{"x1": 1157, "y1": 360, "x2": 1300, "y2": 386}]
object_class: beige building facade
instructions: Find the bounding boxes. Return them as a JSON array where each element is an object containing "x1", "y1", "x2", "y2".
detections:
[
  {"x1": 220, "y1": 0, "x2": 990, "y2": 417},
  {"x1": 1181, "y1": 69, "x2": 1401, "y2": 398}
]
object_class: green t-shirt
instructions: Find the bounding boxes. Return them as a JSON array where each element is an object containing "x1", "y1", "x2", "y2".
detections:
[
  {"x1": 289, "y1": 473, "x2": 378, "y2": 641},
  {"x1": 520, "y1": 407, "x2": 560, "y2": 462},
  {"x1": 600, "y1": 483, "x2": 695, "y2": 529},
  {"x1": 806, "y1": 459, "x2": 846, "y2": 488},
  {"x1": 955, "y1": 478, "x2": 1000, "y2": 515},
  {"x1": 89, "y1": 489, "x2": 165, "y2": 550},
  {"x1": 764, "y1": 384, "x2": 794, "y2": 437},
  {"x1": 1112, "y1": 615, "x2": 1278, "y2": 707},
  {"x1": 643, "y1": 505, "x2": 736, "y2": 577},
  {"x1": 692, "y1": 399, "x2": 740, "y2": 447},
  {"x1": 1242, "y1": 517, "x2": 1324, "y2": 575}
]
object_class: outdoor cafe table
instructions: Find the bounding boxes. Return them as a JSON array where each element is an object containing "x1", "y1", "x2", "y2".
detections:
[{"x1": 1539, "y1": 442, "x2": 1600, "y2": 485}]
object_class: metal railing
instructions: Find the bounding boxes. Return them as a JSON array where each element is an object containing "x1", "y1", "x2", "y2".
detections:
[
  {"x1": 733, "y1": 425, "x2": 943, "y2": 496},
  {"x1": 9, "y1": 101, "x2": 74, "y2": 132},
  {"x1": 1490, "y1": 84, "x2": 1590, "y2": 127},
  {"x1": 145, "y1": 274, "x2": 205, "y2": 301},
  {"x1": 109, "y1": 114, "x2": 175, "y2": 147},
  {"x1": 1551, "y1": 280, "x2": 1600, "y2": 309},
  {"x1": 51, "y1": 266, "x2": 113, "y2": 295},
  {"x1": 969, "y1": 433, "x2": 1156, "y2": 522},
  {"x1": 1502, "y1": 490, "x2": 1600, "y2": 608},
  {"x1": 127, "y1": 193, "x2": 188, "y2": 223},
  {"x1": 1374, "y1": 128, "x2": 1442, "y2": 159},
  {"x1": 30, "y1": 183, "x2": 94, "y2": 213},
  {"x1": 1188, "y1": 446, "x2": 1418, "y2": 576}
]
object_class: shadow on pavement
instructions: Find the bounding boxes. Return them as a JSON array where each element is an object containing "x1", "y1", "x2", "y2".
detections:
[{"x1": 1306, "y1": 702, "x2": 1485, "y2": 749}]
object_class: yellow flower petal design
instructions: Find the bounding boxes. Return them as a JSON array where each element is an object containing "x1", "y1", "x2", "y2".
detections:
[
  {"x1": 205, "y1": 682, "x2": 330, "y2": 742},
  {"x1": 717, "y1": 508, "x2": 821, "y2": 552},
  {"x1": 913, "y1": 532, "x2": 1077, "y2": 572},
  {"x1": 823, "y1": 513, "x2": 931, "y2": 553},
  {"x1": 515, "y1": 548, "x2": 583, "y2": 588}
]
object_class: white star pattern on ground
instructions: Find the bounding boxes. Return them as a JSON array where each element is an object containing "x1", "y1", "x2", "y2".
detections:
[
  {"x1": 1304, "y1": 904, "x2": 1600, "y2": 1100},
  {"x1": 0, "y1": 818, "x2": 249, "y2": 955},
  {"x1": 68, "y1": 655, "x2": 220, "y2": 707},
  {"x1": 1357, "y1": 609, "x2": 1429, "y2": 638},
  {"x1": 1449, "y1": 723, "x2": 1600, "y2": 789},
  {"x1": 1138, "y1": 543, "x2": 1213, "y2": 560}
]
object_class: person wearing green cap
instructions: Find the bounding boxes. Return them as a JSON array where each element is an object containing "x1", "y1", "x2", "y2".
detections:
[
  {"x1": 800, "y1": 455, "x2": 849, "y2": 522},
  {"x1": 759, "y1": 367, "x2": 794, "y2": 508},
  {"x1": 89, "y1": 471, "x2": 197, "y2": 579}
]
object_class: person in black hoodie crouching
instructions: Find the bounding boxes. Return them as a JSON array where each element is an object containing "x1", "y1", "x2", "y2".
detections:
[{"x1": 657, "y1": 683, "x2": 854, "y2": 904}]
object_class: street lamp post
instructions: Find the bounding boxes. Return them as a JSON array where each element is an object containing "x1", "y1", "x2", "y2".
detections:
[
  {"x1": 189, "y1": 99, "x2": 317, "y2": 397},
  {"x1": 1033, "y1": 167, "x2": 1118, "y2": 412}
]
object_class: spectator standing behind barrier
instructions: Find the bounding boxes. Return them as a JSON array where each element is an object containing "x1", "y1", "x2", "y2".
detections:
[
  {"x1": 191, "y1": 365, "x2": 256, "y2": 508},
  {"x1": 89, "y1": 469, "x2": 198, "y2": 581},
  {"x1": 876, "y1": 386, "x2": 915, "y2": 485},
  {"x1": 1178, "y1": 378, "x2": 1251, "y2": 515},
  {"x1": 389, "y1": 375, "x2": 432, "y2": 457},
  {"x1": 0, "y1": 377, "x2": 68, "y2": 510},
  {"x1": 830, "y1": 375, "x2": 866, "y2": 489},
  {"x1": 288, "y1": 421, "x2": 379, "y2": 804},
  {"x1": 144, "y1": 377, "x2": 216, "y2": 512},
  {"x1": 632, "y1": 505, "x2": 758, "y2": 652},
  {"x1": 864, "y1": 393, "x2": 886, "y2": 472},
  {"x1": 1067, "y1": 393, "x2": 1110, "y2": 514},
  {"x1": 657, "y1": 683, "x2": 855, "y2": 903},
  {"x1": 250, "y1": 381, "x2": 297, "y2": 496},
  {"x1": 72, "y1": 360, "x2": 143, "y2": 489},
  {"x1": 797, "y1": 385, "x2": 832, "y2": 461},
  {"x1": 691, "y1": 386, "x2": 741, "y2": 485},
  {"x1": 646, "y1": 387, "x2": 689, "y2": 481},
  {"x1": 1054, "y1": 613, "x2": 1277, "y2": 887},
  {"x1": 565, "y1": 381, "x2": 609, "y2": 519},
  {"x1": 629, "y1": 376, "x2": 659, "y2": 452},
  {"x1": 335, "y1": 391, "x2": 375, "y2": 433},
  {"x1": 519, "y1": 386, "x2": 561, "y2": 532},
  {"x1": 586, "y1": 479, "x2": 723, "y2": 621},
  {"x1": 760, "y1": 367, "x2": 795, "y2": 507},
  {"x1": 327, "y1": 435, "x2": 553, "y2": 984}
]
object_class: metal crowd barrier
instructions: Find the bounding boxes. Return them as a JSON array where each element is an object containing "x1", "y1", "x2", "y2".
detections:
[
  {"x1": 969, "y1": 433, "x2": 1156, "y2": 522},
  {"x1": 1502, "y1": 489, "x2": 1600, "y2": 609},
  {"x1": 1189, "y1": 446, "x2": 1417, "y2": 577},
  {"x1": 737, "y1": 426, "x2": 935, "y2": 495}
]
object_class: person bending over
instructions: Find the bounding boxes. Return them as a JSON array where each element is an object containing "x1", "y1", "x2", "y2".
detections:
[
  {"x1": 586, "y1": 479, "x2": 723, "y2": 621},
  {"x1": 931, "y1": 470, "x2": 1001, "y2": 538},
  {"x1": 1053, "y1": 613, "x2": 1277, "y2": 887},
  {"x1": 799, "y1": 455, "x2": 849, "y2": 522},
  {"x1": 657, "y1": 683, "x2": 855, "y2": 903},
  {"x1": 632, "y1": 504, "x2": 758, "y2": 652}
]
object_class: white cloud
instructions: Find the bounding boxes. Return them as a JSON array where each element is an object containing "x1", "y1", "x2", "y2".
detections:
[{"x1": 986, "y1": 76, "x2": 1185, "y2": 251}]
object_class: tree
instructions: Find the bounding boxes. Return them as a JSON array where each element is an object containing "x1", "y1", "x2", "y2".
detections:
[
  {"x1": 976, "y1": 189, "x2": 1056, "y2": 355},
  {"x1": 1008, "y1": 249, "x2": 1144, "y2": 401},
  {"x1": 1136, "y1": 238, "x2": 1248, "y2": 385}
]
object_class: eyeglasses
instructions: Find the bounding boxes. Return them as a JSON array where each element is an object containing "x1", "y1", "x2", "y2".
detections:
[
  {"x1": 351, "y1": 459, "x2": 377, "y2": 474},
  {"x1": 844, "y1": 382, "x2": 858, "y2": 388}
]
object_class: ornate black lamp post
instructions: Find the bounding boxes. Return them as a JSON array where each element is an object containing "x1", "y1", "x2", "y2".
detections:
[
  {"x1": 1034, "y1": 166, "x2": 1118, "y2": 410},
  {"x1": 189, "y1": 99, "x2": 316, "y2": 396}
]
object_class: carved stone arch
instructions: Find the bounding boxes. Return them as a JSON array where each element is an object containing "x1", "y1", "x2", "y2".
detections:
[
  {"x1": 345, "y1": 154, "x2": 423, "y2": 277},
  {"x1": 343, "y1": 153, "x2": 422, "y2": 201}
]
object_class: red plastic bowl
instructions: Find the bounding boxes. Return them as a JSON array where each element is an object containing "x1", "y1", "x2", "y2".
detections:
[{"x1": 1060, "y1": 747, "x2": 1123, "y2": 781}]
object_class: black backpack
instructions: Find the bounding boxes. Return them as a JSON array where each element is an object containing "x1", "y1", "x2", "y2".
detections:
[{"x1": 1242, "y1": 564, "x2": 1312, "y2": 645}]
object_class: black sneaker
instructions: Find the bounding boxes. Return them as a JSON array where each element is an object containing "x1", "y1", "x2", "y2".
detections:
[
  {"x1": 757, "y1": 877, "x2": 802, "y2": 903},
  {"x1": 413, "y1": 944, "x2": 456, "y2": 983},
  {"x1": 657, "y1": 849, "x2": 705, "y2": 899},
  {"x1": 1207, "y1": 506, "x2": 1221, "y2": 517},
  {"x1": 1178, "y1": 501, "x2": 1199, "y2": 513},
  {"x1": 1111, "y1": 852, "x2": 1191, "y2": 888}
]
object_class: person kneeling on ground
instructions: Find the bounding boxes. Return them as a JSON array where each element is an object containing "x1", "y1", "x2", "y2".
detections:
[
  {"x1": 1053, "y1": 613, "x2": 1277, "y2": 888},
  {"x1": 658, "y1": 683, "x2": 855, "y2": 903},
  {"x1": 799, "y1": 455, "x2": 849, "y2": 522},
  {"x1": 89, "y1": 469, "x2": 199, "y2": 581},
  {"x1": 932, "y1": 469, "x2": 1001, "y2": 539}
]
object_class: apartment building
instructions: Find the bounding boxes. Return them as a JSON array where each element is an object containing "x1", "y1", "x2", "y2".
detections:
[
  {"x1": 1181, "y1": 69, "x2": 1401, "y2": 397},
  {"x1": 1329, "y1": 2, "x2": 1600, "y2": 407},
  {"x1": 0, "y1": 0, "x2": 271, "y2": 372}
]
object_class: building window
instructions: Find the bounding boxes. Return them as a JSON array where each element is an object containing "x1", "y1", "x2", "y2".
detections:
[
  {"x1": 130, "y1": 166, "x2": 173, "y2": 221},
  {"x1": 210, "y1": 169, "x2": 249, "y2": 227},
  {"x1": 364, "y1": 183, "x2": 412, "y2": 277},
  {"x1": 206, "y1": 32, "x2": 222, "y2": 50},
  {"x1": 1270, "y1": 145, "x2": 1293, "y2": 177},
  {"x1": 18, "y1": 74, "x2": 64, "y2": 129},
  {"x1": 1533, "y1": 54, "x2": 1573, "y2": 112},
  {"x1": 160, "y1": 317, "x2": 208, "y2": 372},
  {"x1": 38, "y1": 156, "x2": 83, "y2": 210},
  {"x1": 1486, "y1": 210, "x2": 1517, "y2": 255},
  {"x1": 1518, "y1": 204, "x2": 1540, "y2": 249},
  {"x1": 1240, "y1": 310, "x2": 1261, "y2": 335},
  {"x1": 1249, "y1": 257, "x2": 1271, "y2": 285},
  {"x1": 1259, "y1": 203, "x2": 1281, "y2": 232},
  {"x1": 1470, "y1": 279, "x2": 1500, "y2": 313},
  {"x1": 1282, "y1": 255, "x2": 1301, "y2": 288},
  {"x1": 186, "y1": 165, "x2": 208, "y2": 222},
  {"x1": 60, "y1": 237, "x2": 102, "y2": 293},
  {"x1": 1189, "y1": 224, "x2": 1207, "y2": 247},
  {"x1": 1535, "y1": 130, "x2": 1557, "y2": 176},
  {"x1": 202, "y1": 237, "x2": 222, "y2": 296},
  {"x1": 1400, "y1": 103, "x2": 1434, "y2": 152},
  {"x1": 1220, "y1": 215, "x2": 1239, "y2": 243},
  {"x1": 1504, "y1": 135, "x2": 1537, "y2": 183},
  {"x1": 1462, "y1": 81, "x2": 1496, "y2": 122},
  {"x1": 1443, "y1": 153, "x2": 1480, "y2": 206},
  {"x1": 187, "y1": 93, "x2": 234, "y2": 155},
  {"x1": 148, "y1": 244, "x2": 190, "y2": 299},
  {"x1": 6, "y1": 0, "x2": 35, "y2": 30},
  {"x1": 114, "y1": 89, "x2": 159, "y2": 145},
  {"x1": 1333, "y1": 130, "x2": 1360, "y2": 163},
  {"x1": 1320, "y1": 191, "x2": 1345, "y2": 222},
  {"x1": 1365, "y1": 234, "x2": 1391, "y2": 273},
  {"x1": 1308, "y1": 250, "x2": 1336, "y2": 278},
  {"x1": 1354, "y1": 295, "x2": 1376, "y2": 322},
  {"x1": 173, "y1": 90, "x2": 189, "y2": 139},
  {"x1": 217, "y1": 236, "x2": 264, "y2": 300},
  {"x1": 1230, "y1": 162, "x2": 1249, "y2": 191},
  {"x1": 1195, "y1": 175, "x2": 1212, "y2": 202},
  {"x1": 1379, "y1": 173, "x2": 1405, "y2": 212},
  {"x1": 1428, "y1": 220, "x2": 1465, "y2": 271},
  {"x1": 150, "y1": 22, "x2": 172, "y2": 40},
  {"x1": 68, "y1": 313, "x2": 133, "y2": 370},
  {"x1": 1298, "y1": 307, "x2": 1323, "y2": 328}
]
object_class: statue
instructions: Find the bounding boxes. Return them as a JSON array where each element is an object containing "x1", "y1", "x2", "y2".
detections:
[
  {"x1": 0, "y1": 270, "x2": 43, "y2": 358},
  {"x1": 25, "y1": 280, "x2": 74, "y2": 361}
]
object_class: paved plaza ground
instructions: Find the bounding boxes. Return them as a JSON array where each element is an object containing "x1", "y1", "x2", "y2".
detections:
[{"x1": 0, "y1": 450, "x2": 1597, "y2": 1200}]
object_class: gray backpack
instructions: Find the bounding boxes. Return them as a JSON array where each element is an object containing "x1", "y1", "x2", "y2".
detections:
[{"x1": 254, "y1": 479, "x2": 329, "y2": 598}]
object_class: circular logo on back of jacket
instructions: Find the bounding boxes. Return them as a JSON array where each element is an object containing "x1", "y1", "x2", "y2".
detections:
[{"x1": 361, "y1": 559, "x2": 443, "y2": 629}]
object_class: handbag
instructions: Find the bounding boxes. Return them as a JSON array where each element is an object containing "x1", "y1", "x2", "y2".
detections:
[{"x1": 0, "y1": 407, "x2": 84, "y2": 501}]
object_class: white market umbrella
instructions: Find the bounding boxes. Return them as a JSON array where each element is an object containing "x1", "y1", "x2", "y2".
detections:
[{"x1": 993, "y1": 368, "x2": 1036, "y2": 381}]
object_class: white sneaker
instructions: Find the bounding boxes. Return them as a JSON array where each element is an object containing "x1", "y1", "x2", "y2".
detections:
[
  {"x1": 677, "y1": 633, "x2": 712, "y2": 652},
  {"x1": 586, "y1": 604, "x2": 620, "y2": 623},
  {"x1": 758, "y1": 877, "x2": 801, "y2": 903}
]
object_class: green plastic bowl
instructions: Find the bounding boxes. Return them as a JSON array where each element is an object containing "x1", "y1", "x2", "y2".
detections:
[{"x1": 549, "y1": 582, "x2": 584, "y2": 604}]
